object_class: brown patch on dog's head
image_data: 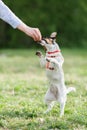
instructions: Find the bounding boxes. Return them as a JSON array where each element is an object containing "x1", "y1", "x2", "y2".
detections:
[
  {"x1": 42, "y1": 38, "x2": 53, "y2": 44},
  {"x1": 42, "y1": 32, "x2": 57, "y2": 45}
]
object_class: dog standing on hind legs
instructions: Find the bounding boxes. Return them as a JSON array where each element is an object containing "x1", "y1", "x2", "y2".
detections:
[{"x1": 36, "y1": 32, "x2": 76, "y2": 117}]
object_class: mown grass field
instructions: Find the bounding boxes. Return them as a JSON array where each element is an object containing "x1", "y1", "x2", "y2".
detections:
[{"x1": 0, "y1": 49, "x2": 87, "y2": 130}]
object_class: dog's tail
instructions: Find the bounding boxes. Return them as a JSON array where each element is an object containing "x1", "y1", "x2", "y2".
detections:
[{"x1": 66, "y1": 87, "x2": 76, "y2": 94}]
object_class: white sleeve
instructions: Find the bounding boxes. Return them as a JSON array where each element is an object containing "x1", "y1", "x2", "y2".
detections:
[{"x1": 0, "y1": 0, "x2": 23, "y2": 28}]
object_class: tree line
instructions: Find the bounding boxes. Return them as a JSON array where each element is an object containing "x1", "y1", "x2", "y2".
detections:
[{"x1": 0, "y1": 0, "x2": 87, "y2": 48}]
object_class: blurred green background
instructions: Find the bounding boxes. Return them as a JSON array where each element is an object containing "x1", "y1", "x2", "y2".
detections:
[{"x1": 0, "y1": 0, "x2": 87, "y2": 48}]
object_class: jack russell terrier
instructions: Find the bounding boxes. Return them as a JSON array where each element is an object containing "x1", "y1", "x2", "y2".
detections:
[{"x1": 36, "y1": 32, "x2": 76, "y2": 117}]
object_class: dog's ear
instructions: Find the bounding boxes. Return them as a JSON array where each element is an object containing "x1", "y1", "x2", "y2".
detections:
[{"x1": 50, "y1": 32, "x2": 57, "y2": 39}]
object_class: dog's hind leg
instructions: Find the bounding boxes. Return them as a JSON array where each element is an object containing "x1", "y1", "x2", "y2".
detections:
[
  {"x1": 44, "y1": 101, "x2": 55, "y2": 114},
  {"x1": 59, "y1": 96, "x2": 67, "y2": 117},
  {"x1": 44, "y1": 88, "x2": 56, "y2": 113}
]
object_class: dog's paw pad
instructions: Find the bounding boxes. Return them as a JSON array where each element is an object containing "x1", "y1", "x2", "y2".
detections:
[{"x1": 36, "y1": 51, "x2": 42, "y2": 57}]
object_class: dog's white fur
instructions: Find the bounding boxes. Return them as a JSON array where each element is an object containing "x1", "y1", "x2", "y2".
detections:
[{"x1": 36, "y1": 32, "x2": 75, "y2": 117}]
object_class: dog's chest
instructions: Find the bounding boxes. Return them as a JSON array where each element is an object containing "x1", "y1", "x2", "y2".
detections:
[
  {"x1": 46, "y1": 62, "x2": 60, "y2": 81},
  {"x1": 46, "y1": 69, "x2": 60, "y2": 82},
  {"x1": 46, "y1": 43, "x2": 60, "y2": 57}
]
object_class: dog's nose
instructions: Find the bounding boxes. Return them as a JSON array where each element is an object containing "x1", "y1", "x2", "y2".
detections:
[
  {"x1": 37, "y1": 38, "x2": 44, "y2": 44},
  {"x1": 37, "y1": 41, "x2": 41, "y2": 44}
]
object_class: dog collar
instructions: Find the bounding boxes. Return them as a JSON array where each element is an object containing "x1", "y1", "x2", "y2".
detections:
[
  {"x1": 47, "y1": 50, "x2": 60, "y2": 54},
  {"x1": 47, "y1": 56, "x2": 56, "y2": 58}
]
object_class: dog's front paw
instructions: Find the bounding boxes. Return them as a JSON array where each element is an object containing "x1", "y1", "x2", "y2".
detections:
[
  {"x1": 36, "y1": 51, "x2": 42, "y2": 57},
  {"x1": 46, "y1": 58, "x2": 55, "y2": 63},
  {"x1": 46, "y1": 58, "x2": 50, "y2": 62}
]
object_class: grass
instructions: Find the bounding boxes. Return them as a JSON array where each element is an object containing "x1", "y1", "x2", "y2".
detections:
[{"x1": 0, "y1": 48, "x2": 87, "y2": 130}]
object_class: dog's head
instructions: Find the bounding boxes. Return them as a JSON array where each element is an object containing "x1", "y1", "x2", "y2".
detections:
[{"x1": 39, "y1": 32, "x2": 57, "y2": 51}]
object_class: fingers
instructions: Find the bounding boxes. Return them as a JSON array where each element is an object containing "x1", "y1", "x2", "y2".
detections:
[
  {"x1": 32, "y1": 28, "x2": 42, "y2": 41},
  {"x1": 17, "y1": 24, "x2": 42, "y2": 42}
]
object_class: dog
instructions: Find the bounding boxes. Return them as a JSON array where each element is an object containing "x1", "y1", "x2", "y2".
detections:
[{"x1": 36, "y1": 32, "x2": 75, "y2": 117}]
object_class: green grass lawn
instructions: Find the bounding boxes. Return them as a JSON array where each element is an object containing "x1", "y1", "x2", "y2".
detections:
[{"x1": 0, "y1": 49, "x2": 87, "y2": 130}]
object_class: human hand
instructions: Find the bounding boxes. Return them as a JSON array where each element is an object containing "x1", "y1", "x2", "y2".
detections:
[
  {"x1": 26, "y1": 26, "x2": 42, "y2": 41},
  {"x1": 17, "y1": 23, "x2": 42, "y2": 41}
]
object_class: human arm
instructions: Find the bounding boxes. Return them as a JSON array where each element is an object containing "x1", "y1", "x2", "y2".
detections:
[{"x1": 0, "y1": 0, "x2": 42, "y2": 41}]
